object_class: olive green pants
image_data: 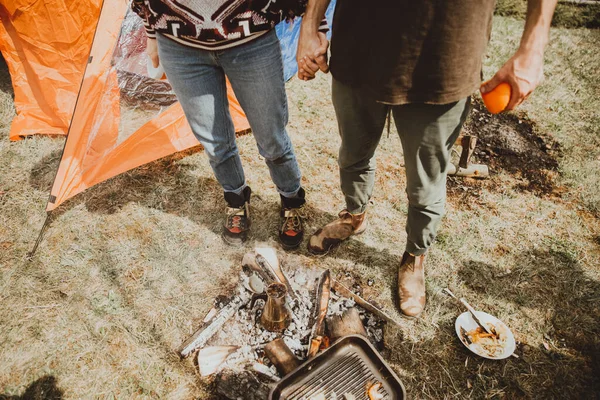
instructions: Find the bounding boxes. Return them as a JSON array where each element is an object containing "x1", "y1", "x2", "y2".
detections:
[{"x1": 332, "y1": 78, "x2": 471, "y2": 256}]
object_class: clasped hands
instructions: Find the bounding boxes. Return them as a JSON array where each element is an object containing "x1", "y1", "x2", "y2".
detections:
[{"x1": 296, "y1": 31, "x2": 329, "y2": 81}]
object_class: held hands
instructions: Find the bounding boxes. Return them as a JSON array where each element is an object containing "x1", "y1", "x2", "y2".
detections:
[
  {"x1": 480, "y1": 48, "x2": 544, "y2": 111},
  {"x1": 147, "y1": 37, "x2": 159, "y2": 68},
  {"x1": 296, "y1": 31, "x2": 329, "y2": 81}
]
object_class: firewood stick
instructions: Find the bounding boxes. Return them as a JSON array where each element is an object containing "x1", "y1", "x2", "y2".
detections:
[
  {"x1": 264, "y1": 338, "x2": 301, "y2": 376},
  {"x1": 331, "y1": 279, "x2": 403, "y2": 328},
  {"x1": 307, "y1": 270, "x2": 331, "y2": 358},
  {"x1": 197, "y1": 346, "x2": 239, "y2": 376},
  {"x1": 178, "y1": 290, "x2": 251, "y2": 358},
  {"x1": 327, "y1": 307, "x2": 368, "y2": 342}
]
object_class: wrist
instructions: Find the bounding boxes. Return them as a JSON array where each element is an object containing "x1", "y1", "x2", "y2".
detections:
[
  {"x1": 518, "y1": 27, "x2": 549, "y2": 56},
  {"x1": 515, "y1": 44, "x2": 544, "y2": 61},
  {"x1": 300, "y1": 23, "x2": 320, "y2": 39},
  {"x1": 302, "y1": 15, "x2": 322, "y2": 32}
]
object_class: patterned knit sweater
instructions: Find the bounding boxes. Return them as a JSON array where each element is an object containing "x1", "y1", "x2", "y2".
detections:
[{"x1": 131, "y1": 0, "x2": 328, "y2": 50}]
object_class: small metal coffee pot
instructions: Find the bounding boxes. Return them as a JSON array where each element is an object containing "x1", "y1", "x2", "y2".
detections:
[{"x1": 261, "y1": 282, "x2": 291, "y2": 332}]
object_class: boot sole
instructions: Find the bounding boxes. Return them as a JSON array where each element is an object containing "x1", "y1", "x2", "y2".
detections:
[
  {"x1": 307, "y1": 224, "x2": 368, "y2": 256},
  {"x1": 221, "y1": 232, "x2": 248, "y2": 247},
  {"x1": 399, "y1": 307, "x2": 425, "y2": 320},
  {"x1": 280, "y1": 241, "x2": 301, "y2": 251},
  {"x1": 279, "y1": 233, "x2": 303, "y2": 250}
]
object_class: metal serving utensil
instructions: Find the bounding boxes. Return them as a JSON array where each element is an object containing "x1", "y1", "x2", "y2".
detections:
[{"x1": 443, "y1": 288, "x2": 493, "y2": 335}]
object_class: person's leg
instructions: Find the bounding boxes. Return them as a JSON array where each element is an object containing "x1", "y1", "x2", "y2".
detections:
[
  {"x1": 307, "y1": 77, "x2": 388, "y2": 254},
  {"x1": 392, "y1": 97, "x2": 471, "y2": 317},
  {"x1": 393, "y1": 97, "x2": 470, "y2": 255},
  {"x1": 156, "y1": 35, "x2": 251, "y2": 245},
  {"x1": 156, "y1": 34, "x2": 246, "y2": 194},
  {"x1": 219, "y1": 30, "x2": 306, "y2": 248},
  {"x1": 335, "y1": 79, "x2": 389, "y2": 214},
  {"x1": 218, "y1": 30, "x2": 301, "y2": 198}
]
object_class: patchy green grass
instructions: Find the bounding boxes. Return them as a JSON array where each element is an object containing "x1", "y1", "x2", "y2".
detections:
[
  {"x1": 496, "y1": 0, "x2": 600, "y2": 29},
  {"x1": 1, "y1": 15, "x2": 599, "y2": 400},
  {"x1": 482, "y1": 17, "x2": 600, "y2": 215}
]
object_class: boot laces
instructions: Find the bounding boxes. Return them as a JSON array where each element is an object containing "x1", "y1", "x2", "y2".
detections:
[
  {"x1": 226, "y1": 203, "x2": 249, "y2": 229},
  {"x1": 281, "y1": 205, "x2": 306, "y2": 233}
]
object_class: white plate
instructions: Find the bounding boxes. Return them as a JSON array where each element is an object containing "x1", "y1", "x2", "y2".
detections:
[{"x1": 455, "y1": 311, "x2": 516, "y2": 360}]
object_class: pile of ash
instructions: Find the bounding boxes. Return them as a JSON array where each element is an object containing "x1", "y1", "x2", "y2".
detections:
[{"x1": 207, "y1": 267, "x2": 385, "y2": 377}]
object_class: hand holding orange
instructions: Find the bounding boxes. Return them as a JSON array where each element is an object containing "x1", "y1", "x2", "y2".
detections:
[{"x1": 481, "y1": 82, "x2": 511, "y2": 114}]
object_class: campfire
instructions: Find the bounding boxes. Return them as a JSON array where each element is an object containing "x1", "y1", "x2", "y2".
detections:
[{"x1": 177, "y1": 246, "x2": 406, "y2": 399}]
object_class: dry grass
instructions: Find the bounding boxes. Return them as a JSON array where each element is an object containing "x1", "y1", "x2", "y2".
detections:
[{"x1": 1, "y1": 16, "x2": 600, "y2": 399}]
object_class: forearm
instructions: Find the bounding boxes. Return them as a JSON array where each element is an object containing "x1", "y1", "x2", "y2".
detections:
[
  {"x1": 302, "y1": 0, "x2": 331, "y2": 33},
  {"x1": 519, "y1": 0, "x2": 558, "y2": 55}
]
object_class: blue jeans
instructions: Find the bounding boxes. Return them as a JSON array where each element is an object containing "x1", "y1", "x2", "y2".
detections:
[{"x1": 156, "y1": 30, "x2": 302, "y2": 197}]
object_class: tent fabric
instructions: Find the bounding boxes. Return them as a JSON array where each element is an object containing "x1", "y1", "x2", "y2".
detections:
[
  {"x1": 1, "y1": 0, "x2": 336, "y2": 212},
  {"x1": 0, "y1": 0, "x2": 102, "y2": 140},
  {"x1": 46, "y1": 1, "x2": 249, "y2": 211},
  {"x1": 0, "y1": 0, "x2": 247, "y2": 144}
]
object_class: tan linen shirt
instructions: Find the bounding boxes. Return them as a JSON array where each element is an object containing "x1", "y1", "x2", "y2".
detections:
[{"x1": 330, "y1": 0, "x2": 496, "y2": 105}]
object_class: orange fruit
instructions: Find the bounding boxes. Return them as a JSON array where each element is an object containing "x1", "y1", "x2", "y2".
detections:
[{"x1": 481, "y1": 82, "x2": 511, "y2": 114}]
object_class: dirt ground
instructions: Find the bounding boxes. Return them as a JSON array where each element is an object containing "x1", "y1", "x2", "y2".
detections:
[{"x1": 1, "y1": 14, "x2": 600, "y2": 400}]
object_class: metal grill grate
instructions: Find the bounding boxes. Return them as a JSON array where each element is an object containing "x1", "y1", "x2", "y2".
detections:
[
  {"x1": 286, "y1": 352, "x2": 389, "y2": 400},
  {"x1": 270, "y1": 335, "x2": 405, "y2": 400}
]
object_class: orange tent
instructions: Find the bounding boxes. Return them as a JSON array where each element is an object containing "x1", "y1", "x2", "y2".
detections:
[
  {"x1": 0, "y1": 0, "x2": 102, "y2": 140},
  {"x1": 0, "y1": 0, "x2": 249, "y2": 212}
]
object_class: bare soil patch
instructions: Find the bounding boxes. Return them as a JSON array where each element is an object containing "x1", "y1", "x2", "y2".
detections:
[
  {"x1": 464, "y1": 99, "x2": 562, "y2": 195},
  {"x1": 448, "y1": 99, "x2": 568, "y2": 211}
]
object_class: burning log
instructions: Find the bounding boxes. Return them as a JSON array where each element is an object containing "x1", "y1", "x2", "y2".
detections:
[
  {"x1": 307, "y1": 270, "x2": 331, "y2": 358},
  {"x1": 264, "y1": 338, "x2": 301, "y2": 376},
  {"x1": 327, "y1": 307, "x2": 368, "y2": 342},
  {"x1": 178, "y1": 290, "x2": 251, "y2": 358},
  {"x1": 197, "y1": 345, "x2": 239, "y2": 376},
  {"x1": 242, "y1": 247, "x2": 298, "y2": 300}
]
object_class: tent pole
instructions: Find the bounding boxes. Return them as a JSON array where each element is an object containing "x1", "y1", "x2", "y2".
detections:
[{"x1": 27, "y1": 212, "x2": 53, "y2": 260}]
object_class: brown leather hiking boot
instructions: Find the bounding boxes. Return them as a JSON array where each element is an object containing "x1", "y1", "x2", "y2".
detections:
[
  {"x1": 397, "y1": 252, "x2": 426, "y2": 317},
  {"x1": 307, "y1": 210, "x2": 367, "y2": 255}
]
